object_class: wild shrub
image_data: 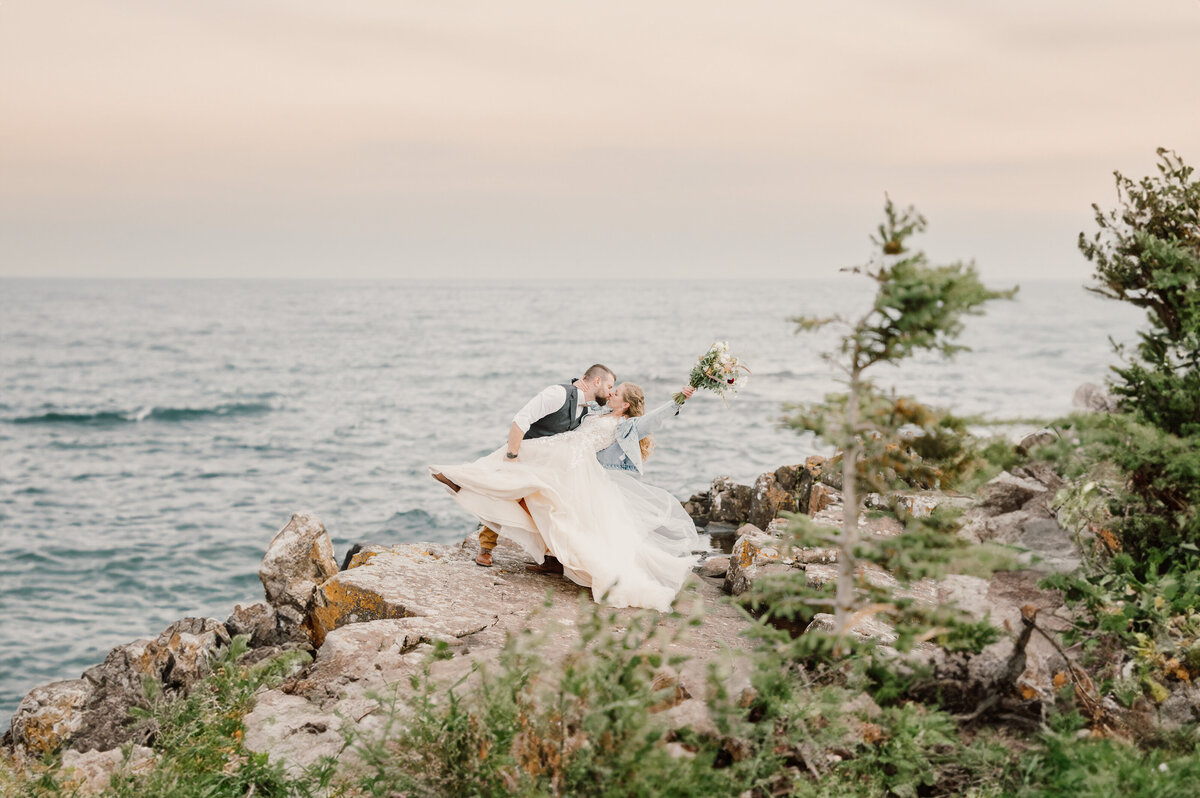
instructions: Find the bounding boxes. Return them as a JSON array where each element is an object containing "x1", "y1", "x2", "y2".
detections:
[
  {"x1": 1011, "y1": 725, "x2": 1200, "y2": 797},
  {"x1": 2, "y1": 637, "x2": 318, "y2": 798},
  {"x1": 791, "y1": 389, "x2": 1016, "y2": 493},
  {"x1": 349, "y1": 599, "x2": 745, "y2": 798},
  {"x1": 1026, "y1": 411, "x2": 1200, "y2": 566},
  {"x1": 1079, "y1": 147, "x2": 1200, "y2": 437},
  {"x1": 1042, "y1": 552, "x2": 1200, "y2": 699},
  {"x1": 111, "y1": 638, "x2": 318, "y2": 797},
  {"x1": 1107, "y1": 422, "x2": 1200, "y2": 559}
]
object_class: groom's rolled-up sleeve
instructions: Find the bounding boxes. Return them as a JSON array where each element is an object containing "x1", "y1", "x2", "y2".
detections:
[{"x1": 512, "y1": 384, "x2": 568, "y2": 433}]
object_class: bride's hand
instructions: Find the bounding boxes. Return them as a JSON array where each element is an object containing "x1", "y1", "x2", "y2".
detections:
[{"x1": 681, "y1": 386, "x2": 695, "y2": 400}]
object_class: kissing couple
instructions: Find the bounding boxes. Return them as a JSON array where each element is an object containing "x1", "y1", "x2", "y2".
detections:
[{"x1": 431, "y1": 364, "x2": 700, "y2": 612}]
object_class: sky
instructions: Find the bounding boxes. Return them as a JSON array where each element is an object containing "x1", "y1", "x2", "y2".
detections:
[{"x1": 2, "y1": 1, "x2": 1198, "y2": 281}]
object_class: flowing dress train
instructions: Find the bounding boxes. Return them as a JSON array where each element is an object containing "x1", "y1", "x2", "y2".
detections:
[{"x1": 430, "y1": 414, "x2": 699, "y2": 611}]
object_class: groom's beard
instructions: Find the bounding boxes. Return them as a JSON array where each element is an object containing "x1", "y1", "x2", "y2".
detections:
[{"x1": 593, "y1": 393, "x2": 608, "y2": 407}]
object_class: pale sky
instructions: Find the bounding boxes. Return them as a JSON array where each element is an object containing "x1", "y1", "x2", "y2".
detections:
[{"x1": 2, "y1": 1, "x2": 1198, "y2": 280}]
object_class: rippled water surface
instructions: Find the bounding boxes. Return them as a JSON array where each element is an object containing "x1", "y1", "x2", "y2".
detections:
[{"x1": 0, "y1": 278, "x2": 1142, "y2": 719}]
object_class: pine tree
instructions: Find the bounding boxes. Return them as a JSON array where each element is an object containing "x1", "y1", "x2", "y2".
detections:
[{"x1": 787, "y1": 197, "x2": 1015, "y2": 643}]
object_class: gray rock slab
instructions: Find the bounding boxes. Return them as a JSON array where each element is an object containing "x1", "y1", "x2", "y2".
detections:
[
  {"x1": 60, "y1": 745, "x2": 155, "y2": 795},
  {"x1": 698, "y1": 555, "x2": 730, "y2": 578},
  {"x1": 978, "y1": 472, "x2": 1047, "y2": 515},
  {"x1": 245, "y1": 541, "x2": 756, "y2": 776}
]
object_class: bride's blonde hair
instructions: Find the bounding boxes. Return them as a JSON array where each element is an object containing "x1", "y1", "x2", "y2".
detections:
[{"x1": 621, "y1": 383, "x2": 654, "y2": 461}]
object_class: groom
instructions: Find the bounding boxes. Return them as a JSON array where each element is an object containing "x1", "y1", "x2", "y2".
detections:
[{"x1": 435, "y1": 363, "x2": 616, "y2": 568}]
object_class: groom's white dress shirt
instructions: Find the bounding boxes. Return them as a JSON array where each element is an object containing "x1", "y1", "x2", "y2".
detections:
[{"x1": 512, "y1": 384, "x2": 585, "y2": 433}]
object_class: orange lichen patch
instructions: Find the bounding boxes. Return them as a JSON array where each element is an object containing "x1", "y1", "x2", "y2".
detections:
[
  {"x1": 760, "y1": 482, "x2": 796, "y2": 516},
  {"x1": 1095, "y1": 526, "x2": 1122, "y2": 553},
  {"x1": 1053, "y1": 671, "x2": 1068, "y2": 689},
  {"x1": 21, "y1": 711, "x2": 73, "y2": 756},
  {"x1": 15, "y1": 685, "x2": 91, "y2": 756},
  {"x1": 1164, "y1": 658, "x2": 1191, "y2": 682},
  {"x1": 307, "y1": 577, "x2": 413, "y2": 647},
  {"x1": 1018, "y1": 684, "x2": 1039, "y2": 701},
  {"x1": 309, "y1": 540, "x2": 338, "y2": 580},
  {"x1": 734, "y1": 536, "x2": 780, "y2": 570},
  {"x1": 347, "y1": 550, "x2": 381, "y2": 570}
]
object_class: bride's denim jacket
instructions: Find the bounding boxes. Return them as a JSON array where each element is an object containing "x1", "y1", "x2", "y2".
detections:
[{"x1": 594, "y1": 400, "x2": 685, "y2": 476}]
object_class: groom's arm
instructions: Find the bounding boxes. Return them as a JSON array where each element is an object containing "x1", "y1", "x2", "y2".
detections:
[
  {"x1": 506, "y1": 384, "x2": 567, "y2": 460},
  {"x1": 506, "y1": 422, "x2": 525, "y2": 460}
]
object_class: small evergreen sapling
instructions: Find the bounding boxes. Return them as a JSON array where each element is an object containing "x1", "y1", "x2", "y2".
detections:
[{"x1": 785, "y1": 197, "x2": 1015, "y2": 645}]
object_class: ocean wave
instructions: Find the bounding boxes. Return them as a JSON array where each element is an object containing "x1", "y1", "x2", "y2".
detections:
[{"x1": 7, "y1": 402, "x2": 274, "y2": 426}]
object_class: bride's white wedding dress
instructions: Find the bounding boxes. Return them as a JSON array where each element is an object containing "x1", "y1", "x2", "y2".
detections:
[{"x1": 431, "y1": 414, "x2": 699, "y2": 611}]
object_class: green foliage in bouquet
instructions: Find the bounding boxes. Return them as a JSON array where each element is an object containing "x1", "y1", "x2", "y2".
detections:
[
  {"x1": 674, "y1": 342, "x2": 749, "y2": 405},
  {"x1": 1080, "y1": 147, "x2": 1200, "y2": 437}
]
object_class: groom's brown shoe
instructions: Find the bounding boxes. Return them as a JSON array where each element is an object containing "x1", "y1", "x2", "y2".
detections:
[
  {"x1": 527, "y1": 555, "x2": 564, "y2": 574},
  {"x1": 475, "y1": 548, "x2": 493, "y2": 567}
]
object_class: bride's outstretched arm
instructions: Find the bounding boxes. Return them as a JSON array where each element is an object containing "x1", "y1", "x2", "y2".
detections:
[{"x1": 630, "y1": 386, "x2": 694, "y2": 438}]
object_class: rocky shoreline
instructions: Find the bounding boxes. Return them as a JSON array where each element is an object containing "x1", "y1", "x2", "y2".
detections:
[{"x1": 7, "y1": 421, "x2": 1195, "y2": 792}]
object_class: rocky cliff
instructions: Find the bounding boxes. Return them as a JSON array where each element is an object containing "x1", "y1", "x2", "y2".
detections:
[{"x1": 8, "y1": 452, "x2": 1164, "y2": 791}]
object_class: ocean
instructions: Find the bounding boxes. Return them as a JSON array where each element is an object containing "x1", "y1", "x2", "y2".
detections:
[{"x1": 0, "y1": 278, "x2": 1142, "y2": 721}]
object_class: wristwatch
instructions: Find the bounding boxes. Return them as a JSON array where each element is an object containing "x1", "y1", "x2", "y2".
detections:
[{"x1": 506, "y1": 451, "x2": 519, "y2": 459}]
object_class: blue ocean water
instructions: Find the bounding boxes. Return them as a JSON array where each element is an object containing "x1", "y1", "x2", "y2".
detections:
[{"x1": 0, "y1": 278, "x2": 1142, "y2": 720}]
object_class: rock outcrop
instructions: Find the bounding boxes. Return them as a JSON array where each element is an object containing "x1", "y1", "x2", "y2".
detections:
[
  {"x1": 5, "y1": 425, "x2": 1154, "y2": 781},
  {"x1": 978, "y1": 471, "x2": 1047, "y2": 515},
  {"x1": 724, "y1": 523, "x2": 784, "y2": 596},
  {"x1": 305, "y1": 543, "x2": 501, "y2": 647},
  {"x1": 956, "y1": 467, "x2": 1080, "y2": 573},
  {"x1": 686, "y1": 458, "x2": 830, "y2": 530},
  {"x1": 240, "y1": 534, "x2": 755, "y2": 775},
  {"x1": 259, "y1": 512, "x2": 339, "y2": 639},
  {"x1": 8, "y1": 617, "x2": 231, "y2": 757},
  {"x1": 6, "y1": 513, "x2": 332, "y2": 759},
  {"x1": 715, "y1": 458, "x2": 1081, "y2": 719}
]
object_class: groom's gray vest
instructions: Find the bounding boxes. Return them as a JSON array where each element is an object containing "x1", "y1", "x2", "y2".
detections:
[{"x1": 524, "y1": 382, "x2": 587, "y2": 440}]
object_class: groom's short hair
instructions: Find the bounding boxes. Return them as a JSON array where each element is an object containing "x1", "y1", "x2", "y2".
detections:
[{"x1": 583, "y1": 363, "x2": 615, "y2": 381}]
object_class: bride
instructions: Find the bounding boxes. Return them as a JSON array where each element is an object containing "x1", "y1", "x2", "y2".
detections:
[{"x1": 430, "y1": 383, "x2": 699, "y2": 612}]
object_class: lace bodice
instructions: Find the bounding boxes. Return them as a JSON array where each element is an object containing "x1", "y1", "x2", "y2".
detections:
[
  {"x1": 563, "y1": 413, "x2": 620, "y2": 452},
  {"x1": 516, "y1": 413, "x2": 619, "y2": 469}
]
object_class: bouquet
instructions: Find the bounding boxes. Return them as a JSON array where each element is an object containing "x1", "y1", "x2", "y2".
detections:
[{"x1": 673, "y1": 341, "x2": 750, "y2": 405}]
